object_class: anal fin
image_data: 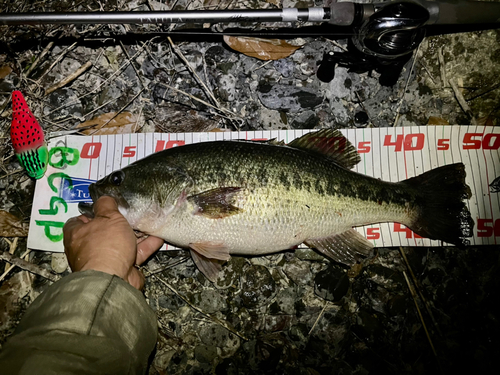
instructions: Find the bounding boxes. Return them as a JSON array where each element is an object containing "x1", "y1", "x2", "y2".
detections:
[{"x1": 305, "y1": 229, "x2": 373, "y2": 265}]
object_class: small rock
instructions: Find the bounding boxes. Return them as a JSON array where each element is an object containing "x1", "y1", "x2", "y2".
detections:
[
  {"x1": 257, "y1": 83, "x2": 323, "y2": 112},
  {"x1": 283, "y1": 258, "x2": 311, "y2": 285},
  {"x1": 194, "y1": 344, "x2": 218, "y2": 363},
  {"x1": 191, "y1": 289, "x2": 227, "y2": 314},
  {"x1": 215, "y1": 257, "x2": 245, "y2": 290},
  {"x1": 218, "y1": 74, "x2": 237, "y2": 102},
  {"x1": 153, "y1": 350, "x2": 175, "y2": 370},
  {"x1": 295, "y1": 248, "x2": 325, "y2": 261},
  {"x1": 314, "y1": 266, "x2": 350, "y2": 302},
  {"x1": 157, "y1": 293, "x2": 185, "y2": 310},
  {"x1": 50, "y1": 252, "x2": 68, "y2": 274},
  {"x1": 199, "y1": 324, "x2": 240, "y2": 356},
  {"x1": 273, "y1": 58, "x2": 294, "y2": 78},
  {"x1": 291, "y1": 110, "x2": 320, "y2": 129},
  {"x1": 240, "y1": 265, "x2": 276, "y2": 308}
]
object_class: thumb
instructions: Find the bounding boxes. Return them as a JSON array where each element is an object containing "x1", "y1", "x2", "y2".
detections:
[{"x1": 93, "y1": 196, "x2": 120, "y2": 217}]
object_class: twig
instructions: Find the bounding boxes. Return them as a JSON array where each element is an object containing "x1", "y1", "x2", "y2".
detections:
[
  {"x1": 150, "y1": 273, "x2": 248, "y2": 341},
  {"x1": 167, "y1": 37, "x2": 221, "y2": 108},
  {"x1": 403, "y1": 271, "x2": 438, "y2": 358},
  {"x1": 354, "y1": 90, "x2": 375, "y2": 127},
  {"x1": 308, "y1": 300, "x2": 329, "y2": 335},
  {"x1": 157, "y1": 82, "x2": 240, "y2": 119},
  {"x1": 0, "y1": 249, "x2": 29, "y2": 282},
  {"x1": 36, "y1": 42, "x2": 78, "y2": 85},
  {"x1": 0, "y1": 251, "x2": 61, "y2": 283},
  {"x1": 144, "y1": 257, "x2": 190, "y2": 277},
  {"x1": 420, "y1": 61, "x2": 437, "y2": 85},
  {"x1": 82, "y1": 98, "x2": 115, "y2": 119},
  {"x1": 3, "y1": 237, "x2": 18, "y2": 273},
  {"x1": 88, "y1": 87, "x2": 145, "y2": 135},
  {"x1": 326, "y1": 39, "x2": 348, "y2": 52},
  {"x1": 47, "y1": 44, "x2": 148, "y2": 116},
  {"x1": 252, "y1": 60, "x2": 273, "y2": 72},
  {"x1": 394, "y1": 45, "x2": 420, "y2": 127},
  {"x1": 437, "y1": 47, "x2": 447, "y2": 88},
  {"x1": 45, "y1": 61, "x2": 93, "y2": 96},
  {"x1": 449, "y1": 79, "x2": 478, "y2": 125},
  {"x1": 119, "y1": 41, "x2": 148, "y2": 90},
  {"x1": 399, "y1": 247, "x2": 442, "y2": 335},
  {"x1": 26, "y1": 41, "x2": 55, "y2": 77}
]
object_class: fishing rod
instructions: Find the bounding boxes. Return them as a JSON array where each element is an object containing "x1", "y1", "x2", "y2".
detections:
[{"x1": 1, "y1": 0, "x2": 499, "y2": 85}]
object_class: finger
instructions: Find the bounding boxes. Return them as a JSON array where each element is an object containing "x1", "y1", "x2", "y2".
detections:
[
  {"x1": 129, "y1": 268, "x2": 145, "y2": 290},
  {"x1": 136, "y1": 236, "x2": 164, "y2": 265},
  {"x1": 63, "y1": 215, "x2": 86, "y2": 233},
  {"x1": 93, "y1": 196, "x2": 119, "y2": 217},
  {"x1": 78, "y1": 214, "x2": 92, "y2": 224}
]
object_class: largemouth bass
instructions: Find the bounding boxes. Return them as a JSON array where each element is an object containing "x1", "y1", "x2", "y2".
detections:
[{"x1": 81, "y1": 129, "x2": 474, "y2": 281}]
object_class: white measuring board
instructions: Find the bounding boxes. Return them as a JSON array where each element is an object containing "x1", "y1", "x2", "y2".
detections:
[{"x1": 28, "y1": 126, "x2": 500, "y2": 253}]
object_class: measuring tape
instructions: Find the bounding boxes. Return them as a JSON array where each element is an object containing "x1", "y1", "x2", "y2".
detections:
[{"x1": 28, "y1": 126, "x2": 500, "y2": 252}]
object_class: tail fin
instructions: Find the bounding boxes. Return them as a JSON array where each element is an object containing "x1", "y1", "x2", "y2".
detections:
[{"x1": 402, "y1": 163, "x2": 474, "y2": 247}]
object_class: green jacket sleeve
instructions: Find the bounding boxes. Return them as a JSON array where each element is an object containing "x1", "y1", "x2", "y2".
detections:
[{"x1": 0, "y1": 270, "x2": 157, "y2": 375}]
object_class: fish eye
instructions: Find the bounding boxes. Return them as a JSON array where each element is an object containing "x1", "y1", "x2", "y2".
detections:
[{"x1": 110, "y1": 171, "x2": 124, "y2": 186}]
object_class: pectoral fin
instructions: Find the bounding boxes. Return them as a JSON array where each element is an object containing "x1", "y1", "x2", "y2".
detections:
[
  {"x1": 189, "y1": 187, "x2": 243, "y2": 219},
  {"x1": 305, "y1": 229, "x2": 373, "y2": 265}
]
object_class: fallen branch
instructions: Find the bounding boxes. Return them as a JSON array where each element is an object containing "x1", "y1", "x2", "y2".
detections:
[
  {"x1": 403, "y1": 270, "x2": 438, "y2": 358},
  {"x1": 399, "y1": 247, "x2": 442, "y2": 335},
  {"x1": 0, "y1": 251, "x2": 61, "y2": 283},
  {"x1": 449, "y1": 79, "x2": 478, "y2": 125},
  {"x1": 45, "y1": 61, "x2": 93, "y2": 96},
  {"x1": 36, "y1": 41, "x2": 78, "y2": 85},
  {"x1": 26, "y1": 41, "x2": 55, "y2": 77},
  {"x1": 167, "y1": 37, "x2": 220, "y2": 108}
]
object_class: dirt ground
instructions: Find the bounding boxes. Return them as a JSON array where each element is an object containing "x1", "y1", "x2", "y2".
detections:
[{"x1": 1, "y1": 1, "x2": 499, "y2": 374}]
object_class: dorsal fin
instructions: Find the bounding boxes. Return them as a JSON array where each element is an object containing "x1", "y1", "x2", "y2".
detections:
[{"x1": 288, "y1": 129, "x2": 361, "y2": 169}]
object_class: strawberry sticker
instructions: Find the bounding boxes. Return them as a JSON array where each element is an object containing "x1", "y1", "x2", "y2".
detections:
[{"x1": 11, "y1": 91, "x2": 48, "y2": 179}]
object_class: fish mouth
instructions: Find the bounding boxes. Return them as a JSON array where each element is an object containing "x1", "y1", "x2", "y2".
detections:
[
  {"x1": 89, "y1": 182, "x2": 100, "y2": 202},
  {"x1": 77, "y1": 183, "x2": 100, "y2": 218}
]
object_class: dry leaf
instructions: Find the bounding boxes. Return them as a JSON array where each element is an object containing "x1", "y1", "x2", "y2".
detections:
[
  {"x1": 0, "y1": 210, "x2": 28, "y2": 237},
  {"x1": 76, "y1": 112, "x2": 138, "y2": 135},
  {"x1": 0, "y1": 65, "x2": 12, "y2": 79},
  {"x1": 0, "y1": 271, "x2": 32, "y2": 331},
  {"x1": 265, "y1": 0, "x2": 280, "y2": 6},
  {"x1": 427, "y1": 116, "x2": 449, "y2": 125},
  {"x1": 223, "y1": 36, "x2": 302, "y2": 61},
  {"x1": 476, "y1": 116, "x2": 495, "y2": 126}
]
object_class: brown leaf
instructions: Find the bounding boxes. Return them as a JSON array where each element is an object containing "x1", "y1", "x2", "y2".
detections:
[
  {"x1": 223, "y1": 36, "x2": 302, "y2": 61},
  {"x1": 427, "y1": 116, "x2": 449, "y2": 125},
  {"x1": 0, "y1": 65, "x2": 12, "y2": 79},
  {"x1": 76, "y1": 112, "x2": 138, "y2": 135},
  {"x1": 0, "y1": 210, "x2": 28, "y2": 237},
  {"x1": 0, "y1": 271, "x2": 32, "y2": 331},
  {"x1": 476, "y1": 116, "x2": 495, "y2": 126}
]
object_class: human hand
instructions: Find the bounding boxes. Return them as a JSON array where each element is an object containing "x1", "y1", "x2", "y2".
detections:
[{"x1": 63, "y1": 196, "x2": 164, "y2": 290}]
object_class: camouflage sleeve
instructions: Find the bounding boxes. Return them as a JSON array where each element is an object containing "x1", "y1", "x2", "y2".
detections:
[{"x1": 0, "y1": 270, "x2": 157, "y2": 375}]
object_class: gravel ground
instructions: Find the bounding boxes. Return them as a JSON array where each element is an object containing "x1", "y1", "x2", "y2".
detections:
[{"x1": 1, "y1": 0, "x2": 499, "y2": 374}]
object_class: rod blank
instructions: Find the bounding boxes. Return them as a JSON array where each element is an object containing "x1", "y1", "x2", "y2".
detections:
[{"x1": 0, "y1": 8, "x2": 328, "y2": 25}]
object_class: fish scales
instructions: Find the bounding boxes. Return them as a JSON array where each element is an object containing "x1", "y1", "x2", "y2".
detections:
[
  {"x1": 84, "y1": 130, "x2": 473, "y2": 281},
  {"x1": 95, "y1": 140, "x2": 412, "y2": 251}
]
